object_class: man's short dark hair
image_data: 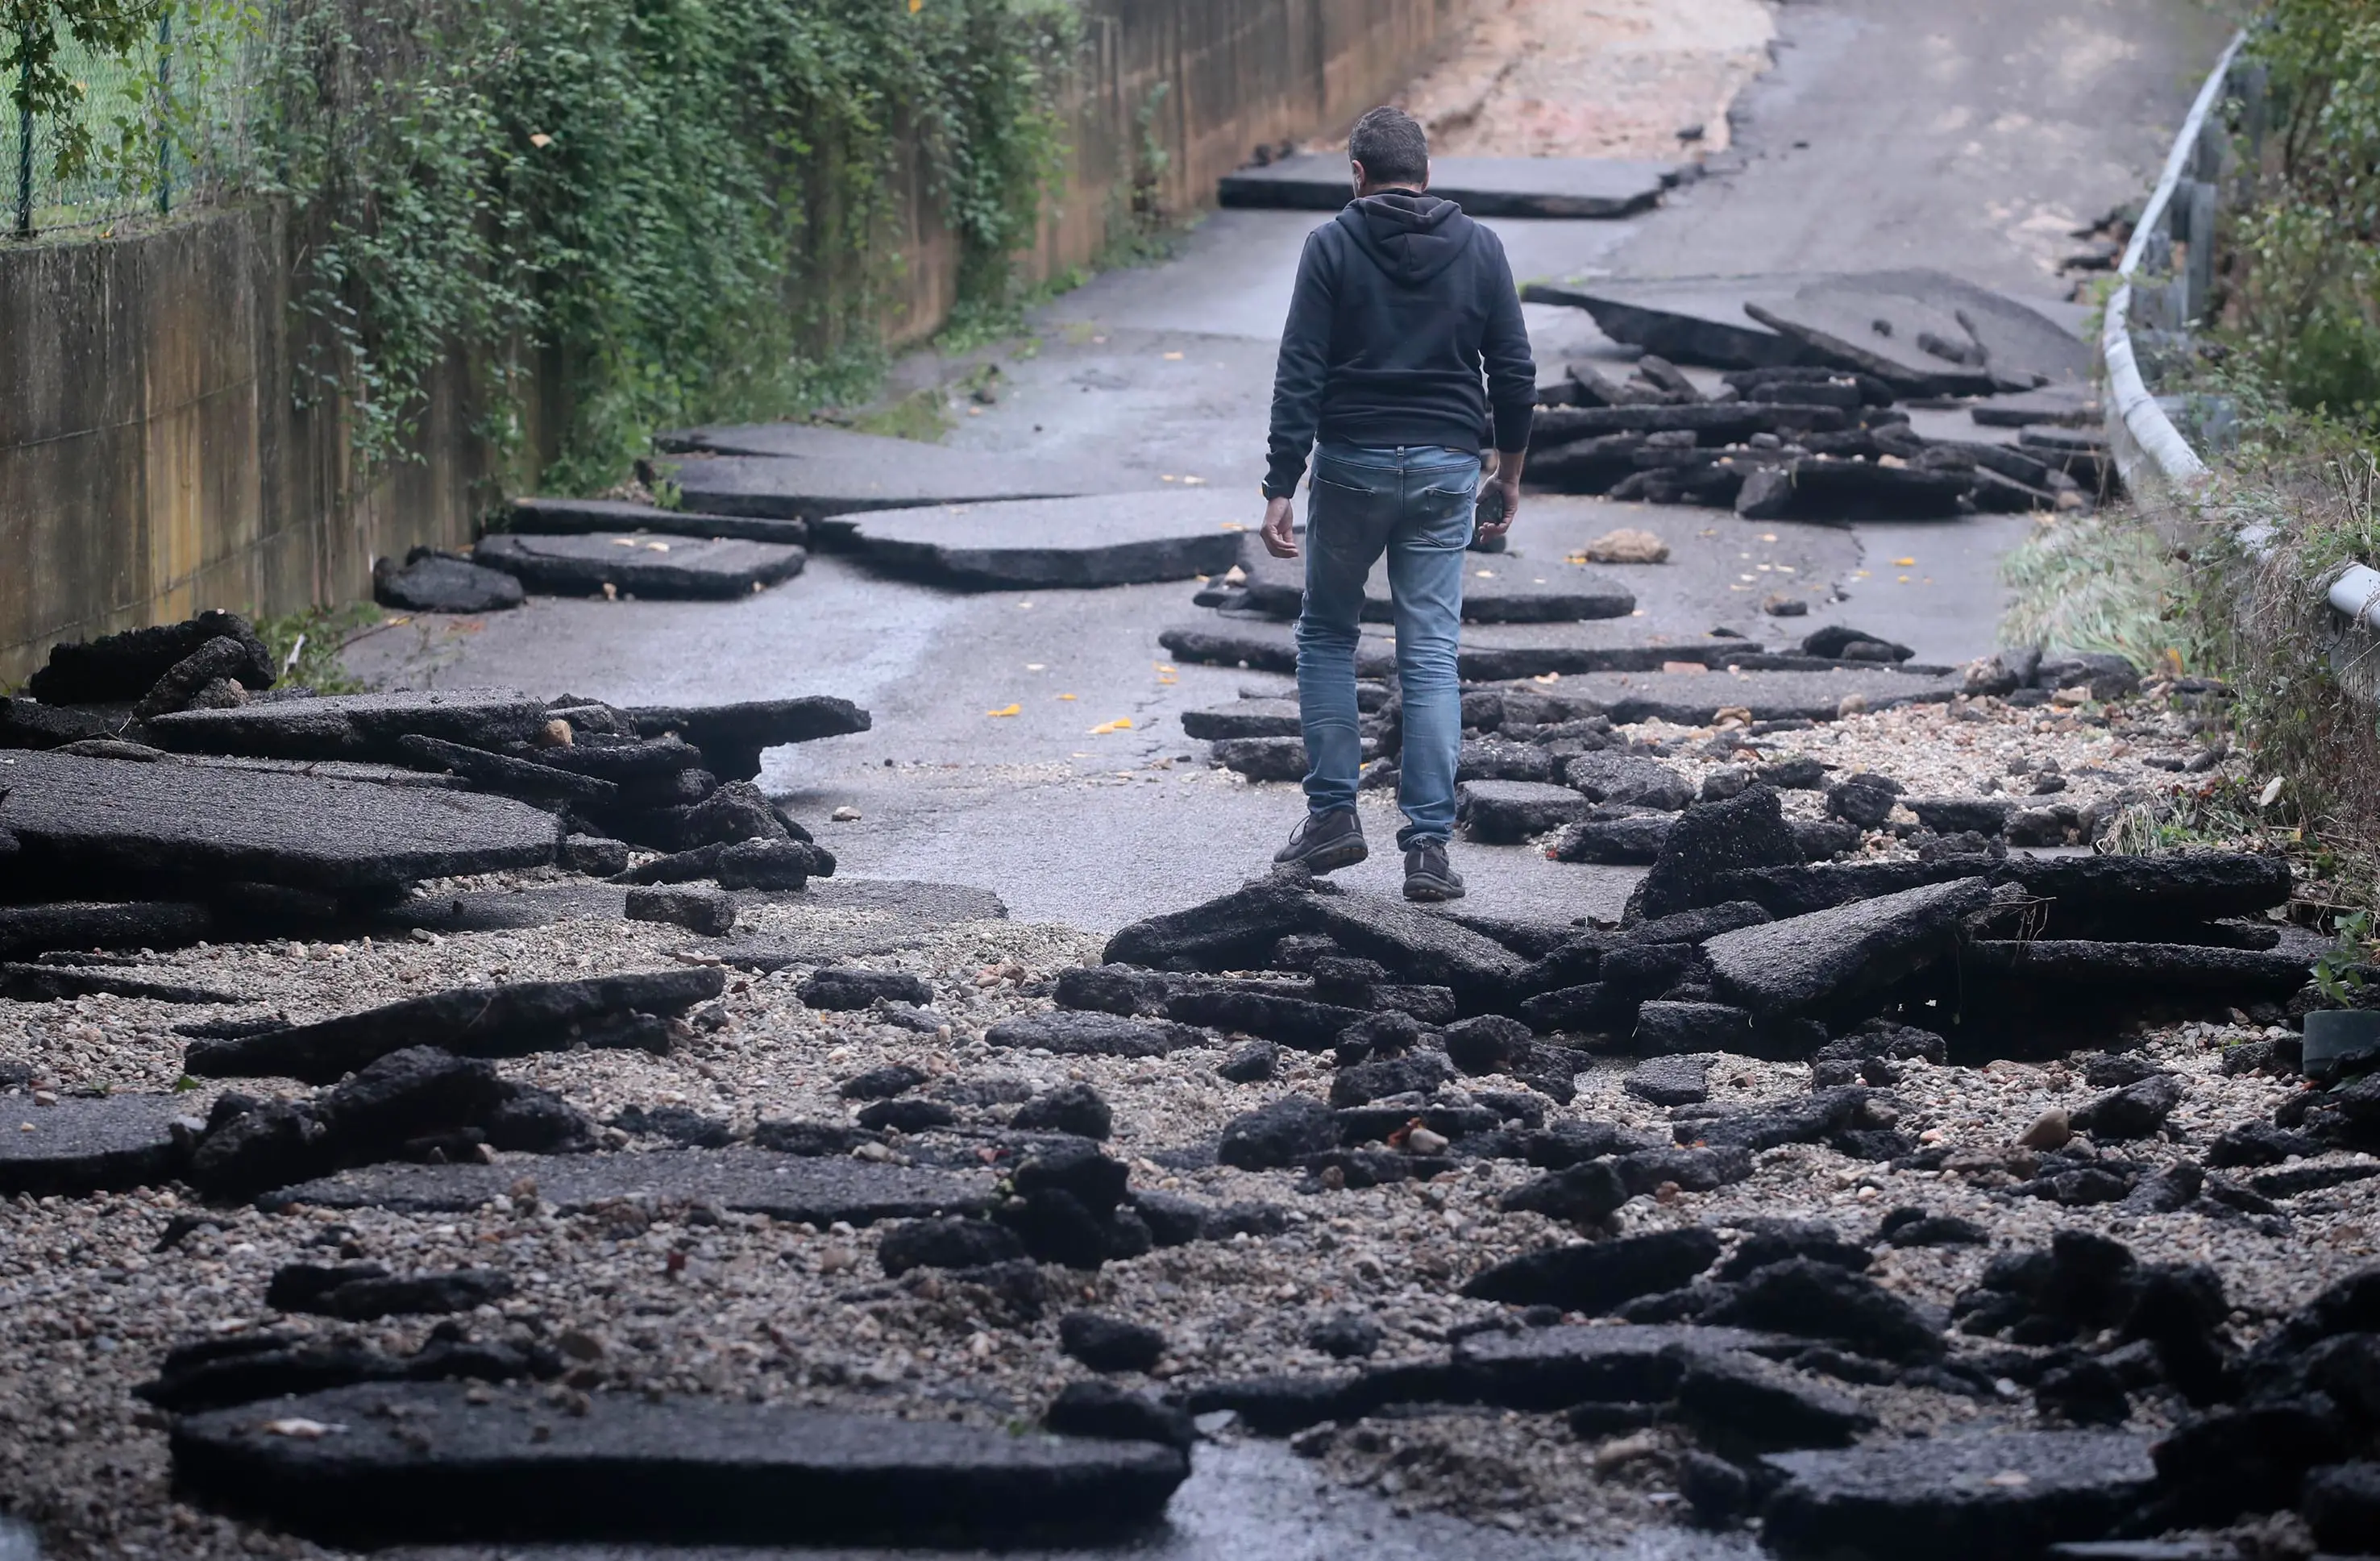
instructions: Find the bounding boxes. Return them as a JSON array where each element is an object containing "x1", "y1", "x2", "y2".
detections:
[{"x1": 1348, "y1": 106, "x2": 1429, "y2": 189}]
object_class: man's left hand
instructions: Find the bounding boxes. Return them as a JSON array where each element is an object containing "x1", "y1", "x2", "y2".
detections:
[{"x1": 1261, "y1": 496, "x2": 1299, "y2": 558}]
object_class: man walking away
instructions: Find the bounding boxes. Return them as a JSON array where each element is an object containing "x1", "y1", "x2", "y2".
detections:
[{"x1": 1258, "y1": 105, "x2": 1535, "y2": 902}]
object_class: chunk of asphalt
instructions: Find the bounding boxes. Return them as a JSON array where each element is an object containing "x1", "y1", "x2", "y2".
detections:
[
  {"x1": 1628, "y1": 785, "x2": 1804, "y2": 924},
  {"x1": 0, "y1": 963, "x2": 241, "y2": 1004},
  {"x1": 0, "y1": 1094, "x2": 196, "y2": 1196},
  {"x1": 2069, "y1": 1073, "x2": 2186, "y2": 1141},
  {"x1": 1157, "y1": 621, "x2": 1397, "y2": 680},
  {"x1": 1564, "y1": 752, "x2": 1695, "y2": 811},
  {"x1": 1460, "y1": 1227, "x2": 1724, "y2": 1313},
  {"x1": 800, "y1": 967, "x2": 932, "y2": 1011},
  {"x1": 139, "y1": 688, "x2": 550, "y2": 763},
  {"x1": 1761, "y1": 1430, "x2": 2157, "y2": 1561},
  {"x1": 183, "y1": 969, "x2": 725, "y2": 1083},
  {"x1": 506, "y1": 494, "x2": 808, "y2": 546},
  {"x1": 1103, "y1": 874, "x2": 1322, "y2": 972},
  {"x1": 1705, "y1": 852, "x2": 2292, "y2": 924},
  {"x1": 27, "y1": 610, "x2": 275, "y2": 704},
  {"x1": 1306, "y1": 894, "x2": 1527, "y2": 1007},
  {"x1": 1217, "y1": 1097, "x2": 1340, "y2": 1171},
  {"x1": 616, "y1": 838, "x2": 819, "y2": 891},
  {"x1": 132, "y1": 637, "x2": 265, "y2": 720},
  {"x1": 371, "y1": 551, "x2": 526, "y2": 614},
  {"x1": 1701, "y1": 878, "x2": 1995, "y2": 1018},
  {"x1": 1058, "y1": 1312, "x2": 1168, "y2": 1373},
  {"x1": 1952, "y1": 942, "x2": 2313, "y2": 1012},
  {"x1": 1180, "y1": 700, "x2": 1302, "y2": 741},
  {"x1": 258, "y1": 1149, "x2": 994, "y2": 1223},
  {"x1": 653, "y1": 451, "x2": 1108, "y2": 534},
  {"x1": 0, "y1": 750, "x2": 559, "y2": 899},
  {"x1": 1675, "y1": 1351, "x2": 1878, "y2": 1453},
  {"x1": 852, "y1": 492, "x2": 1246, "y2": 587},
  {"x1": 621, "y1": 696, "x2": 871, "y2": 783},
  {"x1": 1459, "y1": 779, "x2": 1598, "y2": 843},
  {"x1": 1550, "y1": 813, "x2": 1674, "y2": 863},
  {"x1": 1448, "y1": 1322, "x2": 1781, "y2": 1410},
  {"x1": 168, "y1": 1379, "x2": 1188, "y2": 1546},
  {"x1": 0, "y1": 900, "x2": 214, "y2": 961},
  {"x1": 982, "y1": 1012, "x2": 1204, "y2": 1058},
  {"x1": 1210, "y1": 737, "x2": 1306, "y2": 782},
  {"x1": 268, "y1": 1265, "x2": 513, "y2": 1320},
  {"x1": 1163, "y1": 986, "x2": 1367, "y2": 1052},
  {"x1": 877, "y1": 1217, "x2": 1026, "y2": 1277},
  {"x1": 1701, "y1": 1258, "x2": 1945, "y2": 1361},
  {"x1": 472, "y1": 532, "x2": 807, "y2": 599},
  {"x1": 390, "y1": 734, "x2": 617, "y2": 803},
  {"x1": 1626, "y1": 1054, "x2": 1713, "y2": 1106},
  {"x1": 1042, "y1": 1381, "x2": 1196, "y2": 1453}
]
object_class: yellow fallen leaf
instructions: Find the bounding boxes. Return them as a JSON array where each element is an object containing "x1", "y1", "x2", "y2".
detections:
[
  {"x1": 1533, "y1": 671, "x2": 1561, "y2": 683},
  {"x1": 1162, "y1": 351, "x2": 1184, "y2": 360},
  {"x1": 529, "y1": 132, "x2": 553, "y2": 149},
  {"x1": 1154, "y1": 663, "x2": 1175, "y2": 673},
  {"x1": 1220, "y1": 522, "x2": 1247, "y2": 532},
  {"x1": 1057, "y1": 692, "x2": 1077, "y2": 701},
  {"x1": 1893, "y1": 556, "x2": 1916, "y2": 566},
  {"x1": 1161, "y1": 474, "x2": 1178, "y2": 483},
  {"x1": 986, "y1": 704, "x2": 1020, "y2": 717},
  {"x1": 1089, "y1": 717, "x2": 1134, "y2": 735}
]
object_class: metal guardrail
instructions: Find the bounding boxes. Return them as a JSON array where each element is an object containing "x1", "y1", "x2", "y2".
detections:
[
  {"x1": 2102, "y1": 27, "x2": 2380, "y2": 634},
  {"x1": 2100, "y1": 29, "x2": 2244, "y2": 504}
]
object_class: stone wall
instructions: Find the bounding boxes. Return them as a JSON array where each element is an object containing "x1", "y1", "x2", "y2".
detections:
[{"x1": 0, "y1": 0, "x2": 1468, "y2": 686}]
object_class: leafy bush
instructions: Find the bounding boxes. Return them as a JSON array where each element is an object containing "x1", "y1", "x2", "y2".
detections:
[
  {"x1": 2227, "y1": 0, "x2": 2380, "y2": 428},
  {"x1": 251, "y1": 0, "x2": 1078, "y2": 488}
]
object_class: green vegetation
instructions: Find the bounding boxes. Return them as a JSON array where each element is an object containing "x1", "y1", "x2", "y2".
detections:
[
  {"x1": 1999, "y1": 509, "x2": 2193, "y2": 674},
  {"x1": 2224, "y1": 0, "x2": 2380, "y2": 429},
  {"x1": 253, "y1": 602, "x2": 384, "y2": 693},
  {"x1": 244, "y1": 0, "x2": 1080, "y2": 489}
]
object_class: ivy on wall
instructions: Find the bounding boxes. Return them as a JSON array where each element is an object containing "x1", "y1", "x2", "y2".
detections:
[{"x1": 251, "y1": 0, "x2": 1078, "y2": 490}]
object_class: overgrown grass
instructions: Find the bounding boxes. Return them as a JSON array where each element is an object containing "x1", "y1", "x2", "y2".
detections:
[
  {"x1": 1998, "y1": 507, "x2": 2195, "y2": 672},
  {"x1": 253, "y1": 603, "x2": 384, "y2": 694}
]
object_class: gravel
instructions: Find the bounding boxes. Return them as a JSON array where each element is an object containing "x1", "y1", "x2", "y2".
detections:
[{"x1": 1, "y1": 683, "x2": 2361, "y2": 1558}]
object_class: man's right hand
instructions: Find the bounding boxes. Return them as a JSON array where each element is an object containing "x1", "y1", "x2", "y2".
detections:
[{"x1": 1261, "y1": 496, "x2": 1299, "y2": 558}]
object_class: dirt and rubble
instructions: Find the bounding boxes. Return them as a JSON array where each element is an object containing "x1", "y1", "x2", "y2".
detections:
[{"x1": 3, "y1": 608, "x2": 2378, "y2": 1559}]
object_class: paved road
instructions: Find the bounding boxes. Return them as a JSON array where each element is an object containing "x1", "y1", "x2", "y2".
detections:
[{"x1": 354, "y1": 0, "x2": 2227, "y2": 936}]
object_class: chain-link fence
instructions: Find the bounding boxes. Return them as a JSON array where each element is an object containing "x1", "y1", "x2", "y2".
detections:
[{"x1": 2, "y1": 1, "x2": 262, "y2": 238}]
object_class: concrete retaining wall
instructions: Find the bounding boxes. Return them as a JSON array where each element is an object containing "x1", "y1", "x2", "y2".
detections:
[{"x1": 1, "y1": 0, "x2": 1470, "y2": 686}]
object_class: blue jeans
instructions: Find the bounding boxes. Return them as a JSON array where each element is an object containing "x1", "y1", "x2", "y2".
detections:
[{"x1": 1296, "y1": 442, "x2": 1477, "y2": 848}]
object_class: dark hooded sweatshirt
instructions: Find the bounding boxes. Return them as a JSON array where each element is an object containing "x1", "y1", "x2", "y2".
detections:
[{"x1": 1262, "y1": 191, "x2": 1536, "y2": 500}]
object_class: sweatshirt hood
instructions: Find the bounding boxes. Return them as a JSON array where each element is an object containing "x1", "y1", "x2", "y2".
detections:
[{"x1": 1335, "y1": 191, "x2": 1473, "y2": 284}]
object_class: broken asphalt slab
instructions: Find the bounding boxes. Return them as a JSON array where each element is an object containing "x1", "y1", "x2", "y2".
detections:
[
  {"x1": 1523, "y1": 274, "x2": 1824, "y2": 369},
  {"x1": 0, "y1": 751, "x2": 558, "y2": 897},
  {"x1": 852, "y1": 492, "x2": 1248, "y2": 588},
  {"x1": 621, "y1": 695, "x2": 870, "y2": 781},
  {"x1": 1761, "y1": 1430, "x2": 2156, "y2": 1561},
  {"x1": 257, "y1": 1148, "x2": 994, "y2": 1223},
  {"x1": 1702, "y1": 878, "x2": 1996, "y2": 1018},
  {"x1": 505, "y1": 495, "x2": 809, "y2": 547},
  {"x1": 183, "y1": 968, "x2": 725, "y2": 1083},
  {"x1": 653, "y1": 454, "x2": 1111, "y2": 542},
  {"x1": 139, "y1": 687, "x2": 550, "y2": 763},
  {"x1": 171, "y1": 1379, "x2": 1185, "y2": 1546},
  {"x1": 472, "y1": 533, "x2": 807, "y2": 600},
  {"x1": 1524, "y1": 269, "x2": 2086, "y2": 385},
  {"x1": 0, "y1": 1094, "x2": 195, "y2": 1196},
  {"x1": 1221, "y1": 153, "x2": 1686, "y2": 218}
]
